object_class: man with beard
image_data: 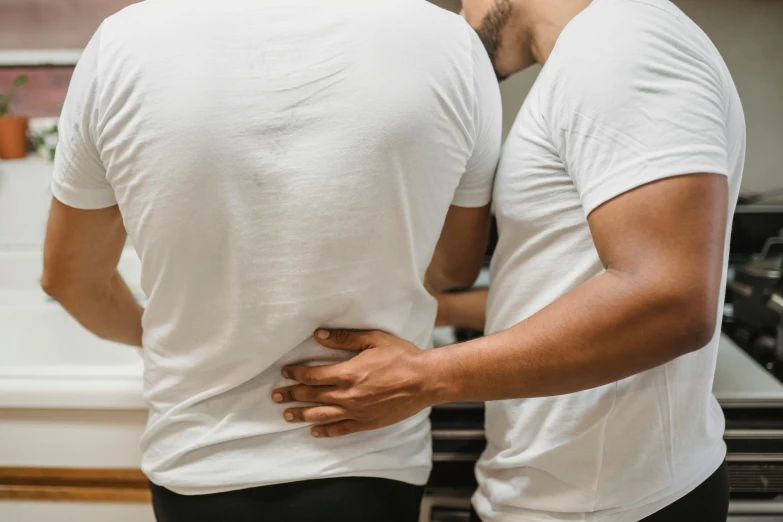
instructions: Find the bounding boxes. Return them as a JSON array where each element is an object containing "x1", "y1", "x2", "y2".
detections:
[{"x1": 274, "y1": 0, "x2": 746, "y2": 521}]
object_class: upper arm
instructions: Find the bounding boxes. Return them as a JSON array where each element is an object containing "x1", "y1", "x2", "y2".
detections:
[
  {"x1": 425, "y1": 204, "x2": 491, "y2": 293},
  {"x1": 586, "y1": 173, "x2": 728, "y2": 347},
  {"x1": 42, "y1": 198, "x2": 127, "y2": 295},
  {"x1": 588, "y1": 173, "x2": 727, "y2": 293},
  {"x1": 451, "y1": 28, "x2": 502, "y2": 209},
  {"x1": 564, "y1": 22, "x2": 734, "y2": 327},
  {"x1": 425, "y1": 29, "x2": 501, "y2": 292},
  {"x1": 51, "y1": 25, "x2": 116, "y2": 210},
  {"x1": 43, "y1": 26, "x2": 125, "y2": 293}
]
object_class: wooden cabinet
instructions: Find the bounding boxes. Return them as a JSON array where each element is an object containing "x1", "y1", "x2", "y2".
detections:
[{"x1": 0, "y1": 466, "x2": 150, "y2": 503}]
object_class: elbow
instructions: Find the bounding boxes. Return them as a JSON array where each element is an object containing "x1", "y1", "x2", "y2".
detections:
[
  {"x1": 40, "y1": 272, "x2": 61, "y2": 301},
  {"x1": 426, "y1": 266, "x2": 480, "y2": 294},
  {"x1": 40, "y1": 266, "x2": 70, "y2": 302},
  {"x1": 677, "y1": 310, "x2": 717, "y2": 356},
  {"x1": 666, "y1": 286, "x2": 719, "y2": 357},
  {"x1": 439, "y1": 272, "x2": 480, "y2": 293},
  {"x1": 441, "y1": 259, "x2": 485, "y2": 291}
]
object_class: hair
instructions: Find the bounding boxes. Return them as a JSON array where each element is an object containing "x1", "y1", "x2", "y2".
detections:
[{"x1": 475, "y1": 0, "x2": 514, "y2": 81}]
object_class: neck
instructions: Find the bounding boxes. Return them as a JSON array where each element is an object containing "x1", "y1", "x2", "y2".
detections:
[{"x1": 524, "y1": 0, "x2": 593, "y2": 64}]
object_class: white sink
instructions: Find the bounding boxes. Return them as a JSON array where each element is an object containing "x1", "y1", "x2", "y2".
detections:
[
  {"x1": 0, "y1": 249, "x2": 145, "y2": 409},
  {"x1": 0, "y1": 303, "x2": 144, "y2": 410}
]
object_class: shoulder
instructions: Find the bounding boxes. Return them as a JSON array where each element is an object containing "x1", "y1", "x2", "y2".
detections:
[
  {"x1": 99, "y1": 0, "x2": 185, "y2": 44},
  {"x1": 382, "y1": 0, "x2": 478, "y2": 57},
  {"x1": 102, "y1": 0, "x2": 159, "y2": 27},
  {"x1": 543, "y1": 0, "x2": 725, "y2": 120},
  {"x1": 558, "y1": 0, "x2": 690, "y2": 48},
  {"x1": 390, "y1": 0, "x2": 473, "y2": 30},
  {"x1": 364, "y1": 1, "x2": 482, "y2": 89},
  {"x1": 551, "y1": 0, "x2": 721, "y2": 82}
]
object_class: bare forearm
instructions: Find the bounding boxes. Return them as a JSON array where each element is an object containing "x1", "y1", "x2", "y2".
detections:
[
  {"x1": 438, "y1": 289, "x2": 488, "y2": 331},
  {"x1": 426, "y1": 270, "x2": 714, "y2": 403},
  {"x1": 51, "y1": 272, "x2": 144, "y2": 347}
]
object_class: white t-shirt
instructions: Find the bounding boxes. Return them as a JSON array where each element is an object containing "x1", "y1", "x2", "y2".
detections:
[
  {"x1": 52, "y1": 0, "x2": 501, "y2": 494},
  {"x1": 475, "y1": 0, "x2": 745, "y2": 520}
]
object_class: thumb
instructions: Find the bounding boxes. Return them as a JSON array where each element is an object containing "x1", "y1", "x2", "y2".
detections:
[{"x1": 314, "y1": 329, "x2": 385, "y2": 351}]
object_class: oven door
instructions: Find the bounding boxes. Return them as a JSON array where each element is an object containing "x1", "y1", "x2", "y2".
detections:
[
  {"x1": 420, "y1": 500, "x2": 783, "y2": 522},
  {"x1": 420, "y1": 494, "x2": 471, "y2": 522}
]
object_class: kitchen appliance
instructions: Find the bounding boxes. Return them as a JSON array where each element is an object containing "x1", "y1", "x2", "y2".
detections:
[
  {"x1": 728, "y1": 236, "x2": 783, "y2": 380},
  {"x1": 715, "y1": 335, "x2": 783, "y2": 521},
  {"x1": 727, "y1": 227, "x2": 783, "y2": 380},
  {"x1": 730, "y1": 205, "x2": 783, "y2": 263}
]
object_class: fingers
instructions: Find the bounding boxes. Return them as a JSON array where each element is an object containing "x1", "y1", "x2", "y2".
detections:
[
  {"x1": 310, "y1": 420, "x2": 365, "y2": 438},
  {"x1": 314, "y1": 328, "x2": 386, "y2": 351},
  {"x1": 281, "y1": 363, "x2": 343, "y2": 386},
  {"x1": 272, "y1": 384, "x2": 337, "y2": 405},
  {"x1": 283, "y1": 405, "x2": 349, "y2": 424}
]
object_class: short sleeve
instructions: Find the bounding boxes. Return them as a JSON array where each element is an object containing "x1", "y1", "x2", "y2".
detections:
[
  {"x1": 52, "y1": 25, "x2": 116, "y2": 209},
  {"x1": 552, "y1": 19, "x2": 730, "y2": 216},
  {"x1": 451, "y1": 28, "x2": 502, "y2": 208}
]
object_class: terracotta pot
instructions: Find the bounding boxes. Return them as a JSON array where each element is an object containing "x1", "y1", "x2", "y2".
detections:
[{"x1": 0, "y1": 115, "x2": 29, "y2": 159}]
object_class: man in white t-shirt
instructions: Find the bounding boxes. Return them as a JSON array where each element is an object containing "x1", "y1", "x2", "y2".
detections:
[
  {"x1": 40, "y1": 1, "x2": 502, "y2": 520},
  {"x1": 276, "y1": 0, "x2": 745, "y2": 521}
]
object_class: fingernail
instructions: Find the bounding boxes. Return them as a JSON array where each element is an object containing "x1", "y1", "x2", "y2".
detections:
[
  {"x1": 281, "y1": 368, "x2": 290, "y2": 379},
  {"x1": 272, "y1": 393, "x2": 283, "y2": 403},
  {"x1": 316, "y1": 329, "x2": 330, "y2": 340},
  {"x1": 284, "y1": 411, "x2": 294, "y2": 421},
  {"x1": 311, "y1": 429, "x2": 321, "y2": 438}
]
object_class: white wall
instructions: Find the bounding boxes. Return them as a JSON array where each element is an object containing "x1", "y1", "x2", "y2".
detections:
[
  {"x1": 676, "y1": 0, "x2": 783, "y2": 194},
  {"x1": 431, "y1": 0, "x2": 783, "y2": 195}
]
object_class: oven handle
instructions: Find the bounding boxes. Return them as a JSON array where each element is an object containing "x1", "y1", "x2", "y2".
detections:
[
  {"x1": 729, "y1": 500, "x2": 783, "y2": 515},
  {"x1": 434, "y1": 430, "x2": 783, "y2": 440},
  {"x1": 420, "y1": 494, "x2": 783, "y2": 517},
  {"x1": 726, "y1": 453, "x2": 783, "y2": 462},
  {"x1": 727, "y1": 279, "x2": 755, "y2": 298},
  {"x1": 432, "y1": 452, "x2": 482, "y2": 462},
  {"x1": 432, "y1": 429, "x2": 485, "y2": 440},
  {"x1": 724, "y1": 429, "x2": 783, "y2": 439}
]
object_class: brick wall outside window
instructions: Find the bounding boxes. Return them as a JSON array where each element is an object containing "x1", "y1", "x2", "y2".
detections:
[
  {"x1": 0, "y1": 0, "x2": 136, "y2": 49},
  {"x1": 0, "y1": 67, "x2": 73, "y2": 117}
]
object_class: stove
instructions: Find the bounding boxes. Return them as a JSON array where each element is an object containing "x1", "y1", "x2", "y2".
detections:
[{"x1": 724, "y1": 205, "x2": 783, "y2": 381}]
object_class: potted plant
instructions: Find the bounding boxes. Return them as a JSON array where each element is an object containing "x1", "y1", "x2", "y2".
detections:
[
  {"x1": 0, "y1": 74, "x2": 30, "y2": 159},
  {"x1": 30, "y1": 117, "x2": 59, "y2": 162}
]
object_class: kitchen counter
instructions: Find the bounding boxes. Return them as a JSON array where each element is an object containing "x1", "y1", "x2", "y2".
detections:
[{"x1": 715, "y1": 334, "x2": 783, "y2": 404}]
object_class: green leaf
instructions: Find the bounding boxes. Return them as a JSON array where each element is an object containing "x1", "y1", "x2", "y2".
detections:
[
  {"x1": 0, "y1": 94, "x2": 10, "y2": 117},
  {"x1": 13, "y1": 75, "x2": 29, "y2": 88}
]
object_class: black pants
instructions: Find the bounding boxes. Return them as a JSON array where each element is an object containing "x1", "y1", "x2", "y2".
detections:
[
  {"x1": 470, "y1": 461, "x2": 729, "y2": 522},
  {"x1": 149, "y1": 477, "x2": 424, "y2": 522}
]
